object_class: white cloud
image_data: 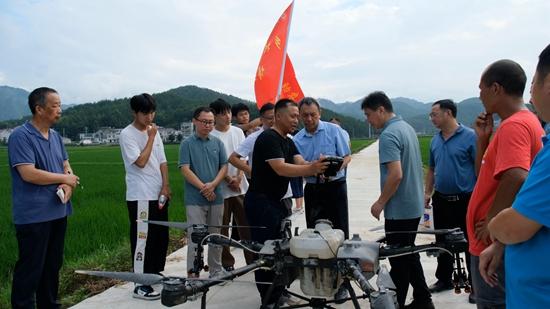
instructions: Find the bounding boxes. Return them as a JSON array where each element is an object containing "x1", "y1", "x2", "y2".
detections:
[
  {"x1": 484, "y1": 19, "x2": 510, "y2": 31},
  {"x1": 0, "y1": 0, "x2": 549, "y2": 104}
]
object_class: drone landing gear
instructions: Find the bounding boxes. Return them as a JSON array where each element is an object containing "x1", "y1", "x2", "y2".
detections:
[
  {"x1": 453, "y1": 252, "x2": 471, "y2": 294},
  {"x1": 263, "y1": 279, "x2": 368, "y2": 309}
]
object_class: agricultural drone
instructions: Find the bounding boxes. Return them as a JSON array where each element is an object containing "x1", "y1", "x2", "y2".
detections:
[{"x1": 77, "y1": 219, "x2": 469, "y2": 309}]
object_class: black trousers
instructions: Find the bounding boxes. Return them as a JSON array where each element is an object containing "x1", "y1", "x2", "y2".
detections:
[
  {"x1": 127, "y1": 200, "x2": 169, "y2": 274},
  {"x1": 11, "y1": 217, "x2": 67, "y2": 309},
  {"x1": 432, "y1": 191, "x2": 472, "y2": 283},
  {"x1": 304, "y1": 180, "x2": 349, "y2": 239},
  {"x1": 385, "y1": 217, "x2": 431, "y2": 307},
  {"x1": 244, "y1": 191, "x2": 288, "y2": 305}
]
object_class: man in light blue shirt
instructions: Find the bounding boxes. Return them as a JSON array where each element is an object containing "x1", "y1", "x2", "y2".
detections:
[
  {"x1": 293, "y1": 97, "x2": 351, "y2": 238},
  {"x1": 293, "y1": 97, "x2": 351, "y2": 303},
  {"x1": 362, "y1": 91, "x2": 432, "y2": 309}
]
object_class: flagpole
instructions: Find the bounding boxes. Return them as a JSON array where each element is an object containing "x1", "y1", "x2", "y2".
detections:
[{"x1": 275, "y1": 1, "x2": 294, "y2": 101}]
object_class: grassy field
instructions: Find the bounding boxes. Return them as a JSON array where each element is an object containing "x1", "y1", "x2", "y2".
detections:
[
  {"x1": 0, "y1": 137, "x2": 410, "y2": 307},
  {"x1": 0, "y1": 144, "x2": 186, "y2": 308},
  {"x1": 418, "y1": 135, "x2": 432, "y2": 167}
]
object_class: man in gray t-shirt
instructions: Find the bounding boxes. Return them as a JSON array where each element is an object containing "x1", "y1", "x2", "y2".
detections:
[{"x1": 362, "y1": 91, "x2": 433, "y2": 309}]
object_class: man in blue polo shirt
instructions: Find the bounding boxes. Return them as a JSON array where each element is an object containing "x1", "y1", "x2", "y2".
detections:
[
  {"x1": 481, "y1": 43, "x2": 550, "y2": 308},
  {"x1": 179, "y1": 106, "x2": 228, "y2": 279},
  {"x1": 362, "y1": 91, "x2": 433, "y2": 309},
  {"x1": 293, "y1": 97, "x2": 351, "y2": 236},
  {"x1": 424, "y1": 99, "x2": 477, "y2": 296},
  {"x1": 293, "y1": 97, "x2": 351, "y2": 302},
  {"x1": 8, "y1": 87, "x2": 80, "y2": 309}
]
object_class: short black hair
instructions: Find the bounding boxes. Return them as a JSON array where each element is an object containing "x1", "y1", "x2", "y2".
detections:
[
  {"x1": 298, "y1": 97, "x2": 321, "y2": 111},
  {"x1": 231, "y1": 102, "x2": 250, "y2": 116},
  {"x1": 274, "y1": 98, "x2": 298, "y2": 114},
  {"x1": 130, "y1": 93, "x2": 156, "y2": 113},
  {"x1": 28, "y1": 87, "x2": 58, "y2": 115},
  {"x1": 193, "y1": 106, "x2": 214, "y2": 119},
  {"x1": 361, "y1": 91, "x2": 393, "y2": 112},
  {"x1": 209, "y1": 98, "x2": 231, "y2": 115},
  {"x1": 432, "y1": 99, "x2": 457, "y2": 118},
  {"x1": 536, "y1": 44, "x2": 550, "y2": 83},
  {"x1": 259, "y1": 102, "x2": 275, "y2": 115},
  {"x1": 481, "y1": 59, "x2": 526, "y2": 97}
]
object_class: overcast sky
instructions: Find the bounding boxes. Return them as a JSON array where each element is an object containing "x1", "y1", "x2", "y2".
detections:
[{"x1": 1, "y1": 0, "x2": 549, "y2": 105}]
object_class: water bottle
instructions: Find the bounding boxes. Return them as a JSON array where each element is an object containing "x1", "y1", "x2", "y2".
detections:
[
  {"x1": 423, "y1": 209, "x2": 432, "y2": 229},
  {"x1": 159, "y1": 194, "x2": 167, "y2": 207}
]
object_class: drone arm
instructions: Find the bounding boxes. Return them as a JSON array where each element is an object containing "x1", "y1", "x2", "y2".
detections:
[
  {"x1": 203, "y1": 234, "x2": 264, "y2": 252},
  {"x1": 343, "y1": 260, "x2": 373, "y2": 294}
]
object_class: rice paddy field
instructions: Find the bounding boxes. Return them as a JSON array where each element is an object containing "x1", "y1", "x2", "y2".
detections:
[
  {"x1": 0, "y1": 137, "x2": 406, "y2": 307},
  {"x1": 0, "y1": 144, "x2": 186, "y2": 308}
]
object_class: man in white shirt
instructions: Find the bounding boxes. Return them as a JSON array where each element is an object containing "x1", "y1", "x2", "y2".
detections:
[
  {"x1": 209, "y1": 99, "x2": 253, "y2": 268},
  {"x1": 119, "y1": 93, "x2": 171, "y2": 300}
]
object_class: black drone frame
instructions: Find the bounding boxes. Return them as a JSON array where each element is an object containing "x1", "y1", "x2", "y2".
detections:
[{"x1": 76, "y1": 221, "x2": 469, "y2": 309}]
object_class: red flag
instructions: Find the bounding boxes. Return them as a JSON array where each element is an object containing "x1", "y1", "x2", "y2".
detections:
[
  {"x1": 254, "y1": 1, "x2": 303, "y2": 109},
  {"x1": 280, "y1": 54, "x2": 304, "y2": 103}
]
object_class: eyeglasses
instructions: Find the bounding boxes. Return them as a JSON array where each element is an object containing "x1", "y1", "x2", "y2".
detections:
[
  {"x1": 429, "y1": 112, "x2": 443, "y2": 119},
  {"x1": 195, "y1": 118, "x2": 215, "y2": 126}
]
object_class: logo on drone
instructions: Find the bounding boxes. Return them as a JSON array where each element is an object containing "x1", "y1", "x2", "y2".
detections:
[{"x1": 138, "y1": 232, "x2": 147, "y2": 239}]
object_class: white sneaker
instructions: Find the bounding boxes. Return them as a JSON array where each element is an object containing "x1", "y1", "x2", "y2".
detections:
[
  {"x1": 133, "y1": 285, "x2": 160, "y2": 300},
  {"x1": 209, "y1": 269, "x2": 231, "y2": 286}
]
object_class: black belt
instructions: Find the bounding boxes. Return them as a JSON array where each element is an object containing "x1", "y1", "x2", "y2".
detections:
[
  {"x1": 434, "y1": 191, "x2": 471, "y2": 202},
  {"x1": 307, "y1": 179, "x2": 346, "y2": 186}
]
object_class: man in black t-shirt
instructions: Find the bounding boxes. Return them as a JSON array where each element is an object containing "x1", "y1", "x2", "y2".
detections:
[{"x1": 244, "y1": 98, "x2": 327, "y2": 307}]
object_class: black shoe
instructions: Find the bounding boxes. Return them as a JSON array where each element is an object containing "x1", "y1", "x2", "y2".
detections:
[
  {"x1": 334, "y1": 285, "x2": 349, "y2": 304},
  {"x1": 468, "y1": 292, "x2": 476, "y2": 304},
  {"x1": 428, "y1": 280, "x2": 453, "y2": 293},
  {"x1": 404, "y1": 299, "x2": 435, "y2": 309}
]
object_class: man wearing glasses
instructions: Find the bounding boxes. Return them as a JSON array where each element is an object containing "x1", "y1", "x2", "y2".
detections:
[
  {"x1": 424, "y1": 100, "x2": 476, "y2": 300},
  {"x1": 179, "y1": 106, "x2": 228, "y2": 279}
]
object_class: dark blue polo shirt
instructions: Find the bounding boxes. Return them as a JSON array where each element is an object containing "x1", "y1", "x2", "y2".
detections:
[
  {"x1": 429, "y1": 124, "x2": 477, "y2": 194},
  {"x1": 8, "y1": 122, "x2": 72, "y2": 225}
]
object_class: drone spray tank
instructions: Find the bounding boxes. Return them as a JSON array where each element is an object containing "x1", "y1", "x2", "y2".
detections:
[{"x1": 290, "y1": 220, "x2": 345, "y2": 297}]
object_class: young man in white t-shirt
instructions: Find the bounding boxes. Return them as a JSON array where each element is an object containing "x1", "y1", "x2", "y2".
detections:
[
  {"x1": 209, "y1": 99, "x2": 253, "y2": 269},
  {"x1": 119, "y1": 93, "x2": 171, "y2": 300}
]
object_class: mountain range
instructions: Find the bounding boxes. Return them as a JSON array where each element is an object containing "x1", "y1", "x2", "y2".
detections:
[{"x1": 1, "y1": 84, "x2": 493, "y2": 139}]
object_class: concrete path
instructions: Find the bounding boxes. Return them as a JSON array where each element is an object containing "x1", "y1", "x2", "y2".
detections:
[{"x1": 72, "y1": 141, "x2": 474, "y2": 309}]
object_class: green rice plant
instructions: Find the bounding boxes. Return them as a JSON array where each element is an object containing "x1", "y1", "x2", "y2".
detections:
[{"x1": 0, "y1": 144, "x2": 186, "y2": 307}]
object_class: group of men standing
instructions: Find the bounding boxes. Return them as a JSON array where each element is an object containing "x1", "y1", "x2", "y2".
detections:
[
  {"x1": 360, "y1": 50, "x2": 550, "y2": 309},
  {"x1": 8, "y1": 43, "x2": 550, "y2": 309}
]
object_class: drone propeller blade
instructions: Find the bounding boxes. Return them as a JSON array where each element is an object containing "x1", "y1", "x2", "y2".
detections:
[
  {"x1": 208, "y1": 225, "x2": 267, "y2": 229},
  {"x1": 386, "y1": 228, "x2": 460, "y2": 235},
  {"x1": 185, "y1": 277, "x2": 272, "y2": 285},
  {"x1": 140, "y1": 220, "x2": 266, "y2": 230},
  {"x1": 141, "y1": 220, "x2": 191, "y2": 230},
  {"x1": 369, "y1": 225, "x2": 385, "y2": 232},
  {"x1": 75, "y1": 270, "x2": 164, "y2": 286}
]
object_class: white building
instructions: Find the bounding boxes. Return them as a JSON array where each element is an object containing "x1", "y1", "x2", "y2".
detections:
[
  {"x1": 180, "y1": 122, "x2": 194, "y2": 139},
  {"x1": 0, "y1": 128, "x2": 13, "y2": 143}
]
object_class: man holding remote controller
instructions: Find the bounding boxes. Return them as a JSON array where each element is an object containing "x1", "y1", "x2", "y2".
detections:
[
  {"x1": 8, "y1": 87, "x2": 79, "y2": 308},
  {"x1": 292, "y1": 97, "x2": 351, "y2": 302},
  {"x1": 120, "y1": 93, "x2": 171, "y2": 300}
]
